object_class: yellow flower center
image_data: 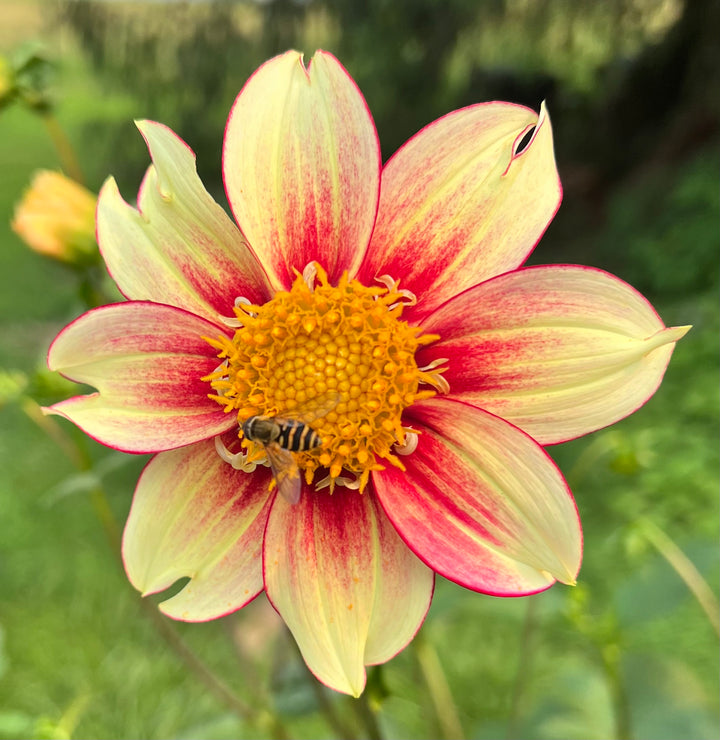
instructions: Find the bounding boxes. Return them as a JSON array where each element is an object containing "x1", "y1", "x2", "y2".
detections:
[{"x1": 204, "y1": 263, "x2": 447, "y2": 492}]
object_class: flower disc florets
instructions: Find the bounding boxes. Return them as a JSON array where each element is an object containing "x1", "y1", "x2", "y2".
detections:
[{"x1": 205, "y1": 264, "x2": 447, "y2": 492}]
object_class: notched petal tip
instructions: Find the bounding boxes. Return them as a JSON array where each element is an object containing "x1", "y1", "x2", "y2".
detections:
[
  {"x1": 223, "y1": 47, "x2": 380, "y2": 292},
  {"x1": 40, "y1": 402, "x2": 70, "y2": 420},
  {"x1": 98, "y1": 118, "x2": 269, "y2": 318},
  {"x1": 509, "y1": 99, "x2": 549, "y2": 158},
  {"x1": 97, "y1": 174, "x2": 121, "y2": 205},
  {"x1": 44, "y1": 302, "x2": 235, "y2": 453},
  {"x1": 264, "y1": 489, "x2": 432, "y2": 697},
  {"x1": 362, "y1": 100, "x2": 561, "y2": 316},
  {"x1": 135, "y1": 118, "x2": 198, "y2": 170},
  {"x1": 122, "y1": 441, "x2": 273, "y2": 622}
]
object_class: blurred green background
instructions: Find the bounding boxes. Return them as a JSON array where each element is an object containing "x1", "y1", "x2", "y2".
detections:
[{"x1": 0, "y1": 1, "x2": 718, "y2": 738}]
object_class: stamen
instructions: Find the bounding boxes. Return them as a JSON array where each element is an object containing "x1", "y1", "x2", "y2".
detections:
[
  {"x1": 375, "y1": 274, "x2": 418, "y2": 309},
  {"x1": 302, "y1": 261, "x2": 318, "y2": 291},
  {"x1": 418, "y1": 357, "x2": 450, "y2": 394},
  {"x1": 218, "y1": 296, "x2": 255, "y2": 327},
  {"x1": 315, "y1": 472, "x2": 363, "y2": 491},
  {"x1": 205, "y1": 264, "x2": 448, "y2": 493},
  {"x1": 394, "y1": 430, "x2": 419, "y2": 456},
  {"x1": 218, "y1": 316, "x2": 243, "y2": 328},
  {"x1": 214, "y1": 435, "x2": 260, "y2": 472}
]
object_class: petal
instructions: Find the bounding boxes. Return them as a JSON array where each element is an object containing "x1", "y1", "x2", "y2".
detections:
[
  {"x1": 360, "y1": 102, "x2": 561, "y2": 317},
  {"x1": 223, "y1": 50, "x2": 381, "y2": 291},
  {"x1": 263, "y1": 488, "x2": 433, "y2": 697},
  {"x1": 97, "y1": 120, "x2": 270, "y2": 323},
  {"x1": 375, "y1": 397, "x2": 582, "y2": 595},
  {"x1": 419, "y1": 265, "x2": 691, "y2": 444},
  {"x1": 46, "y1": 302, "x2": 234, "y2": 452},
  {"x1": 122, "y1": 436, "x2": 274, "y2": 621}
]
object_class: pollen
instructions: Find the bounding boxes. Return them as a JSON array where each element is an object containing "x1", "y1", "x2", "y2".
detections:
[{"x1": 204, "y1": 263, "x2": 448, "y2": 492}]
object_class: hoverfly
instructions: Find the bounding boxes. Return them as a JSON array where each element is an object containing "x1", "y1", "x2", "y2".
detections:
[{"x1": 242, "y1": 393, "x2": 338, "y2": 505}]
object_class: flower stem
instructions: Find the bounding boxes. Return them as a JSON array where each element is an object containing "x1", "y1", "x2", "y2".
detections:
[
  {"x1": 50, "y1": 691, "x2": 91, "y2": 738},
  {"x1": 41, "y1": 111, "x2": 85, "y2": 185},
  {"x1": 414, "y1": 631, "x2": 465, "y2": 740},
  {"x1": 639, "y1": 518, "x2": 720, "y2": 637},
  {"x1": 20, "y1": 396, "x2": 84, "y2": 468},
  {"x1": 223, "y1": 616, "x2": 276, "y2": 707},
  {"x1": 21, "y1": 397, "x2": 122, "y2": 546},
  {"x1": 564, "y1": 432, "x2": 619, "y2": 489},
  {"x1": 138, "y1": 601, "x2": 264, "y2": 727},
  {"x1": 505, "y1": 596, "x2": 538, "y2": 739},
  {"x1": 352, "y1": 688, "x2": 384, "y2": 740},
  {"x1": 313, "y1": 682, "x2": 358, "y2": 740},
  {"x1": 600, "y1": 642, "x2": 632, "y2": 740}
]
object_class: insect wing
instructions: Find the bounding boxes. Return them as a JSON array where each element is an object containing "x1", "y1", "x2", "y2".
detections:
[{"x1": 265, "y1": 442, "x2": 301, "y2": 505}]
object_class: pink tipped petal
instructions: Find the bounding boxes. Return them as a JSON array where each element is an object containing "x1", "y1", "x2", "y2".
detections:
[
  {"x1": 375, "y1": 397, "x2": 582, "y2": 595},
  {"x1": 97, "y1": 121, "x2": 270, "y2": 322},
  {"x1": 263, "y1": 488, "x2": 433, "y2": 697},
  {"x1": 122, "y1": 437, "x2": 274, "y2": 621},
  {"x1": 419, "y1": 265, "x2": 691, "y2": 444},
  {"x1": 361, "y1": 102, "x2": 561, "y2": 317},
  {"x1": 223, "y1": 50, "x2": 381, "y2": 290},
  {"x1": 46, "y1": 302, "x2": 234, "y2": 452}
]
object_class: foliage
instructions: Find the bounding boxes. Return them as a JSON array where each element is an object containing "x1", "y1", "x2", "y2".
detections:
[
  {"x1": 56, "y1": 0, "x2": 693, "y2": 187},
  {"x1": 0, "y1": 1, "x2": 718, "y2": 738},
  {"x1": 596, "y1": 150, "x2": 720, "y2": 299}
]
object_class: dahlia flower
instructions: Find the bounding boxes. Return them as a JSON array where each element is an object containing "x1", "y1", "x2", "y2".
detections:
[{"x1": 46, "y1": 50, "x2": 688, "y2": 696}]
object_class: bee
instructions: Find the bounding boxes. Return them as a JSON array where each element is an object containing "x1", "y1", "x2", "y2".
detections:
[{"x1": 242, "y1": 394, "x2": 337, "y2": 505}]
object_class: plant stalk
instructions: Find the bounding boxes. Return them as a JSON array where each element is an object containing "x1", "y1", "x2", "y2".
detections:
[
  {"x1": 41, "y1": 111, "x2": 85, "y2": 185},
  {"x1": 415, "y1": 631, "x2": 465, "y2": 740}
]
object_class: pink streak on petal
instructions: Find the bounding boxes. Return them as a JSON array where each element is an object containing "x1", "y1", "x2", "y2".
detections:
[
  {"x1": 263, "y1": 486, "x2": 433, "y2": 696},
  {"x1": 122, "y1": 435, "x2": 274, "y2": 621},
  {"x1": 375, "y1": 397, "x2": 582, "y2": 595},
  {"x1": 223, "y1": 50, "x2": 381, "y2": 291},
  {"x1": 46, "y1": 302, "x2": 234, "y2": 453},
  {"x1": 419, "y1": 264, "x2": 690, "y2": 444},
  {"x1": 361, "y1": 102, "x2": 561, "y2": 318},
  {"x1": 98, "y1": 120, "x2": 270, "y2": 323}
]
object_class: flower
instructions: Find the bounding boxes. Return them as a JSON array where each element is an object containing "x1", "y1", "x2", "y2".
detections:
[
  {"x1": 45, "y1": 50, "x2": 689, "y2": 696},
  {"x1": 12, "y1": 170, "x2": 98, "y2": 265}
]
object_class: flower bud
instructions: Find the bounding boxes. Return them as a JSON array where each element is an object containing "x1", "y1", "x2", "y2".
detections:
[{"x1": 12, "y1": 170, "x2": 98, "y2": 265}]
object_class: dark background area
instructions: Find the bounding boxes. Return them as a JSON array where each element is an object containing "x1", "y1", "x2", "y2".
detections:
[{"x1": 58, "y1": 0, "x2": 719, "y2": 299}]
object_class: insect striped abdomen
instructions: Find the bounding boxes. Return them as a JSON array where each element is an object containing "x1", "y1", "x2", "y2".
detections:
[{"x1": 277, "y1": 419, "x2": 322, "y2": 452}]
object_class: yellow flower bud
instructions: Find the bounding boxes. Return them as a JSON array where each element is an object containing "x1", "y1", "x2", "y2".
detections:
[{"x1": 11, "y1": 170, "x2": 98, "y2": 265}]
